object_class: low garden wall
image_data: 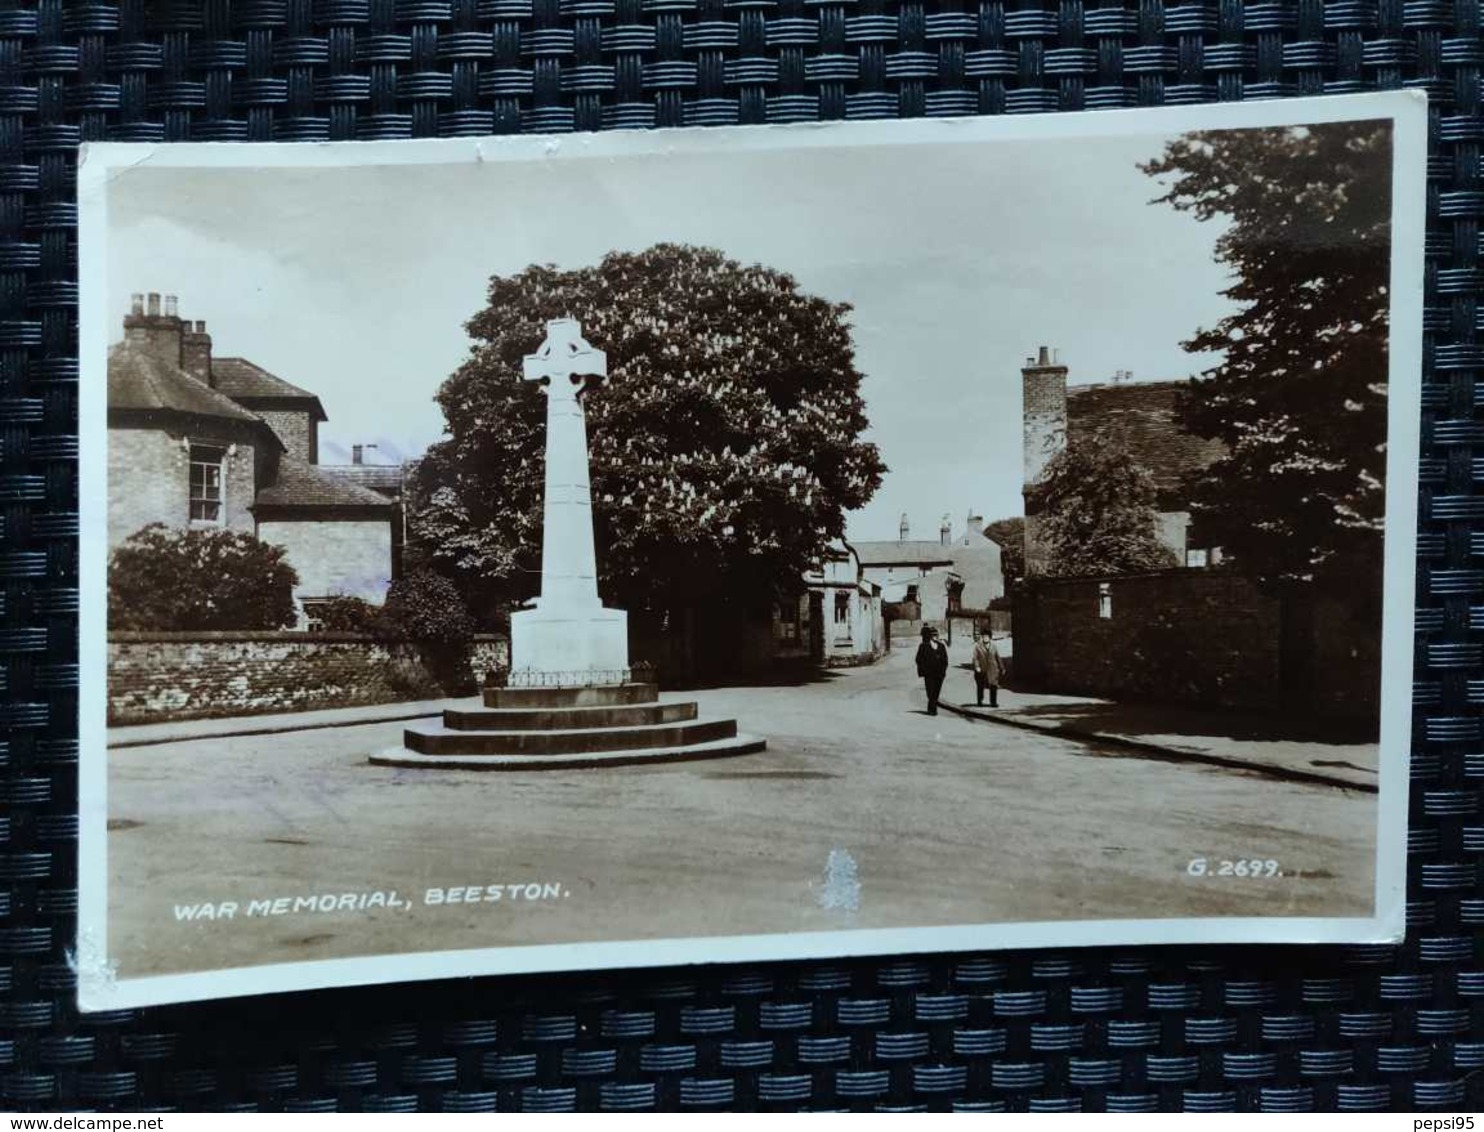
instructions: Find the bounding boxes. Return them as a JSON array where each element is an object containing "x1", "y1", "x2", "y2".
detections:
[{"x1": 108, "y1": 631, "x2": 509, "y2": 725}]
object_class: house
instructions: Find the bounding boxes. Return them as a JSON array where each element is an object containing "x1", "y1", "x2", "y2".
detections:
[
  {"x1": 1021, "y1": 346, "x2": 1226, "y2": 575},
  {"x1": 799, "y1": 541, "x2": 886, "y2": 666},
  {"x1": 854, "y1": 511, "x2": 1002, "y2": 615},
  {"x1": 107, "y1": 293, "x2": 395, "y2": 624}
]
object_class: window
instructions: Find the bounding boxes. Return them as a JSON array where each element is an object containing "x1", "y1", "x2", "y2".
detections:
[
  {"x1": 1098, "y1": 582, "x2": 1112, "y2": 620},
  {"x1": 303, "y1": 600, "x2": 327, "y2": 633},
  {"x1": 1186, "y1": 548, "x2": 1209, "y2": 568},
  {"x1": 189, "y1": 444, "x2": 226, "y2": 524},
  {"x1": 834, "y1": 592, "x2": 850, "y2": 625},
  {"x1": 776, "y1": 602, "x2": 799, "y2": 642}
]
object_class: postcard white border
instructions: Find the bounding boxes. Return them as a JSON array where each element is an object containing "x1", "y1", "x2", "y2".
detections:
[{"x1": 76, "y1": 91, "x2": 1426, "y2": 1011}]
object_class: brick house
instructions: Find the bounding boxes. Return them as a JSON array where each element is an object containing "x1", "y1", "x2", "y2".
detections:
[
  {"x1": 107, "y1": 292, "x2": 395, "y2": 624},
  {"x1": 1020, "y1": 345, "x2": 1227, "y2": 575}
]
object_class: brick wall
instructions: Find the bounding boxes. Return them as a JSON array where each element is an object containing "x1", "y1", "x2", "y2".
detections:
[
  {"x1": 256, "y1": 408, "x2": 316, "y2": 463},
  {"x1": 1021, "y1": 360, "x2": 1068, "y2": 486},
  {"x1": 1012, "y1": 570, "x2": 1379, "y2": 723},
  {"x1": 255, "y1": 518, "x2": 393, "y2": 608},
  {"x1": 108, "y1": 632, "x2": 509, "y2": 724},
  {"x1": 108, "y1": 427, "x2": 257, "y2": 547}
]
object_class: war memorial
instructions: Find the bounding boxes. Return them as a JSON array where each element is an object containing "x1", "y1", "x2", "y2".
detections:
[{"x1": 372, "y1": 318, "x2": 766, "y2": 770}]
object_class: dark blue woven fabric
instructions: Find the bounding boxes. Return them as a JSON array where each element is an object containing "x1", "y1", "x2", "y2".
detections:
[{"x1": 2, "y1": 0, "x2": 1480, "y2": 1112}]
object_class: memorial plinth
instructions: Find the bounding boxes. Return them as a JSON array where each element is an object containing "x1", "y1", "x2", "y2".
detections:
[{"x1": 372, "y1": 318, "x2": 764, "y2": 771}]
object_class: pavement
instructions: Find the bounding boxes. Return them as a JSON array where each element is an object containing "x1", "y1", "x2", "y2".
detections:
[
  {"x1": 108, "y1": 697, "x2": 457, "y2": 748},
  {"x1": 105, "y1": 644, "x2": 1380, "y2": 981},
  {"x1": 939, "y1": 687, "x2": 1378, "y2": 792}
]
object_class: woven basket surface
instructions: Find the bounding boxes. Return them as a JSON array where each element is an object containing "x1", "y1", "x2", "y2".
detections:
[{"x1": 2, "y1": 0, "x2": 1481, "y2": 1112}]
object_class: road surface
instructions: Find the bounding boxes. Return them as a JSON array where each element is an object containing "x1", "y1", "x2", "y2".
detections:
[{"x1": 106, "y1": 645, "x2": 1377, "y2": 979}]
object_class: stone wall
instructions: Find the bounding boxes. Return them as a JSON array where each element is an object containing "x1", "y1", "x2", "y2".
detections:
[
  {"x1": 108, "y1": 427, "x2": 258, "y2": 547},
  {"x1": 108, "y1": 632, "x2": 509, "y2": 725},
  {"x1": 1011, "y1": 570, "x2": 1378, "y2": 723}
]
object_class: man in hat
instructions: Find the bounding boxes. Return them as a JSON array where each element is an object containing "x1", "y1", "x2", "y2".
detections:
[
  {"x1": 915, "y1": 625, "x2": 950, "y2": 715},
  {"x1": 972, "y1": 630, "x2": 1005, "y2": 708}
]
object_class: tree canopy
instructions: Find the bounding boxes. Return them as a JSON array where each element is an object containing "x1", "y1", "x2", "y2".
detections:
[
  {"x1": 409, "y1": 244, "x2": 886, "y2": 620},
  {"x1": 1036, "y1": 434, "x2": 1179, "y2": 578},
  {"x1": 108, "y1": 524, "x2": 299, "y2": 630},
  {"x1": 1141, "y1": 120, "x2": 1393, "y2": 588}
]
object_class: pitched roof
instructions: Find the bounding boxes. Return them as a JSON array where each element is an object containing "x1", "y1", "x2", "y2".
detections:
[
  {"x1": 315, "y1": 464, "x2": 404, "y2": 495},
  {"x1": 853, "y1": 540, "x2": 958, "y2": 567},
  {"x1": 108, "y1": 343, "x2": 269, "y2": 426},
  {"x1": 1067, "y1": 380, "x2": 1226, "y2": 496},
  {"x1": 254, "y1": 455, "x2": 394, "y2": 510},
  {"x1": 211, "y1": 357, "x2": 328, "y2": 421}
]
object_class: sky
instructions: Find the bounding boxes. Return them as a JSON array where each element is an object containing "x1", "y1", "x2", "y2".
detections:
[{"x1": 104, "y1": 130, "x2": 1235, "y2": 543}]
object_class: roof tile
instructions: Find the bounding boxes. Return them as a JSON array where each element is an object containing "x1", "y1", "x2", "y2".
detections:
[
  {"x1": 108, "y1": 344, "x2": 266, "y2": 425},
  {"x1": 255, "y1": 455, "x2": 395, "y2": 510},
  {"x1": 1066, "y1": 380, "x2": 1226, "y2": 495}
]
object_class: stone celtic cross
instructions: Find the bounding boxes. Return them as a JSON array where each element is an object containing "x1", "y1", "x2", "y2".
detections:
[{"x1": 511, "y1": 318, "x2": 630, "y2": 680}]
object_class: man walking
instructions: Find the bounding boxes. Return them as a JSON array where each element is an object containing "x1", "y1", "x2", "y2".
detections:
[
  {"x1": 915, "y1": 626, "x2": 950, "y2": 715},
  {"x1": 972, "y1": 630, "x2": 1004, "y2": 708}
]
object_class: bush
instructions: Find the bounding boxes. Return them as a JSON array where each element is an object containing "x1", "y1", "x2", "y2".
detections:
[
  {"x1": 109, "y1": 524, "x2": 298, "y2": 631},
  {"x1": 381, "y1": 570, "x2": 478, "y2": 696},
  {"x1": 381, "y1": 569, "x2": 476, "y2": 648},
  {"x1": 313, "y1": 594, "x2": 383, "y2": 633}
]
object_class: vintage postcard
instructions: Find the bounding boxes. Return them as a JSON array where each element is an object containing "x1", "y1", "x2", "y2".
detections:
[{"x1": 77, "y1": 91, "x2": 1425, "y2": 1009}]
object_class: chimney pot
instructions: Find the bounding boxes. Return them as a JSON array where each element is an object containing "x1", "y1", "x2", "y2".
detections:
[
  {"x1": 164, "y1": 295, "x2": 178, "y2": 318},
  {"x1": 1037, "y1": 345, "x2": 1049, "y2": 366},
  {"x1": 146, "y1": 293, "x2": 161, "y2": 316},
  {"x1": 130, "y1": 293, "x2": 144, "y2": 316}
]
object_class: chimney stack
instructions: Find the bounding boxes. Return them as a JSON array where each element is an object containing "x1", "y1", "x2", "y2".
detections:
[
  {"x1": 124, "y1": 290, "x2": 187, "y2": 370},
  {"x1": 1021, "y1": 344, "x2": 1069, "y2": 487},
  {"x1": 180, "y1": 315, "x2": 213, "y2": 385},
  {"x1": 899, "y1": 512, "x2": 909, "y2": 542},
  {"x1": 352, "y1": 444, "x2": 364, "y2": 465},
  {"x1": 940, "y1": 515, "x2": 951, "y2": 547}
]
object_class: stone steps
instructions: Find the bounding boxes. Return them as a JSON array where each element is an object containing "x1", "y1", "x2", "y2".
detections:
[
  {"x1": 370, "y1": 733, "x2": 767, "y2": 772},
  {"x1": 371, "y1": 682, "x2": 765, "y2": 771},
  {"x1": 403, "y1": 716, "x2": 739, "y2": 756},
  {"x1": 483, "y1": 683, "x2": 659, "y2": 709},
  {"x1": 443, "y1": 701, "x2": 697, "y2": 732}
]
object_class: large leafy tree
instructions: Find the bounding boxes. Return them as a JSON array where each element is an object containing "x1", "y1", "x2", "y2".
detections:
[
  {"x1": 1141, "y1": 120, "x2": 1393, "y2": 588},
  {"x1": 1036, "y1": 434, "x2": 1179, "y2": 578},
  {"x1": 410, "y1": 244, "x2": 886, "y2": 623},
  {"x1": 108, "y1": 524, "x2": 299, "y2": 630}
]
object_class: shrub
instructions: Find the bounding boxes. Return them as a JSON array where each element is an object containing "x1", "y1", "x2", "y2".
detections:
[
  {"x1": 313, "y1": 594, "x2": 383, "y2": 633},
  {"x1": 109, "y1": 524, "x2": 298, "y2": 631},
  {"x1": 381, "y1": 570, "x2": 478, "y2": 696},
  {"x1": 381, "y1": 569, "x2": 476, "y2": 648}
]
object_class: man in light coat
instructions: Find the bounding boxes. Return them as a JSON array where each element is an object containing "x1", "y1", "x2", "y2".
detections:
[{"x1": 972, "y1": 631, "x2": 1004, "y2": 708}]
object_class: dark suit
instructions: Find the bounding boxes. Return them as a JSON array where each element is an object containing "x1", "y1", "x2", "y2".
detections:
[{"x1": 915, "y1": 638, "x2": 949, "y2": 715}]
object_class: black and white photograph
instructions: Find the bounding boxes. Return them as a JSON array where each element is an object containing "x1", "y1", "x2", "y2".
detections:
[{"x1": 78, "y1": 92, "x2": 1424, "y2": 1009}]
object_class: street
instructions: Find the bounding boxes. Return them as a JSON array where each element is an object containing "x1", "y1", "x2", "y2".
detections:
[{"x1": 107, "y1": 645, "x2": 1377, "y2": 979}]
